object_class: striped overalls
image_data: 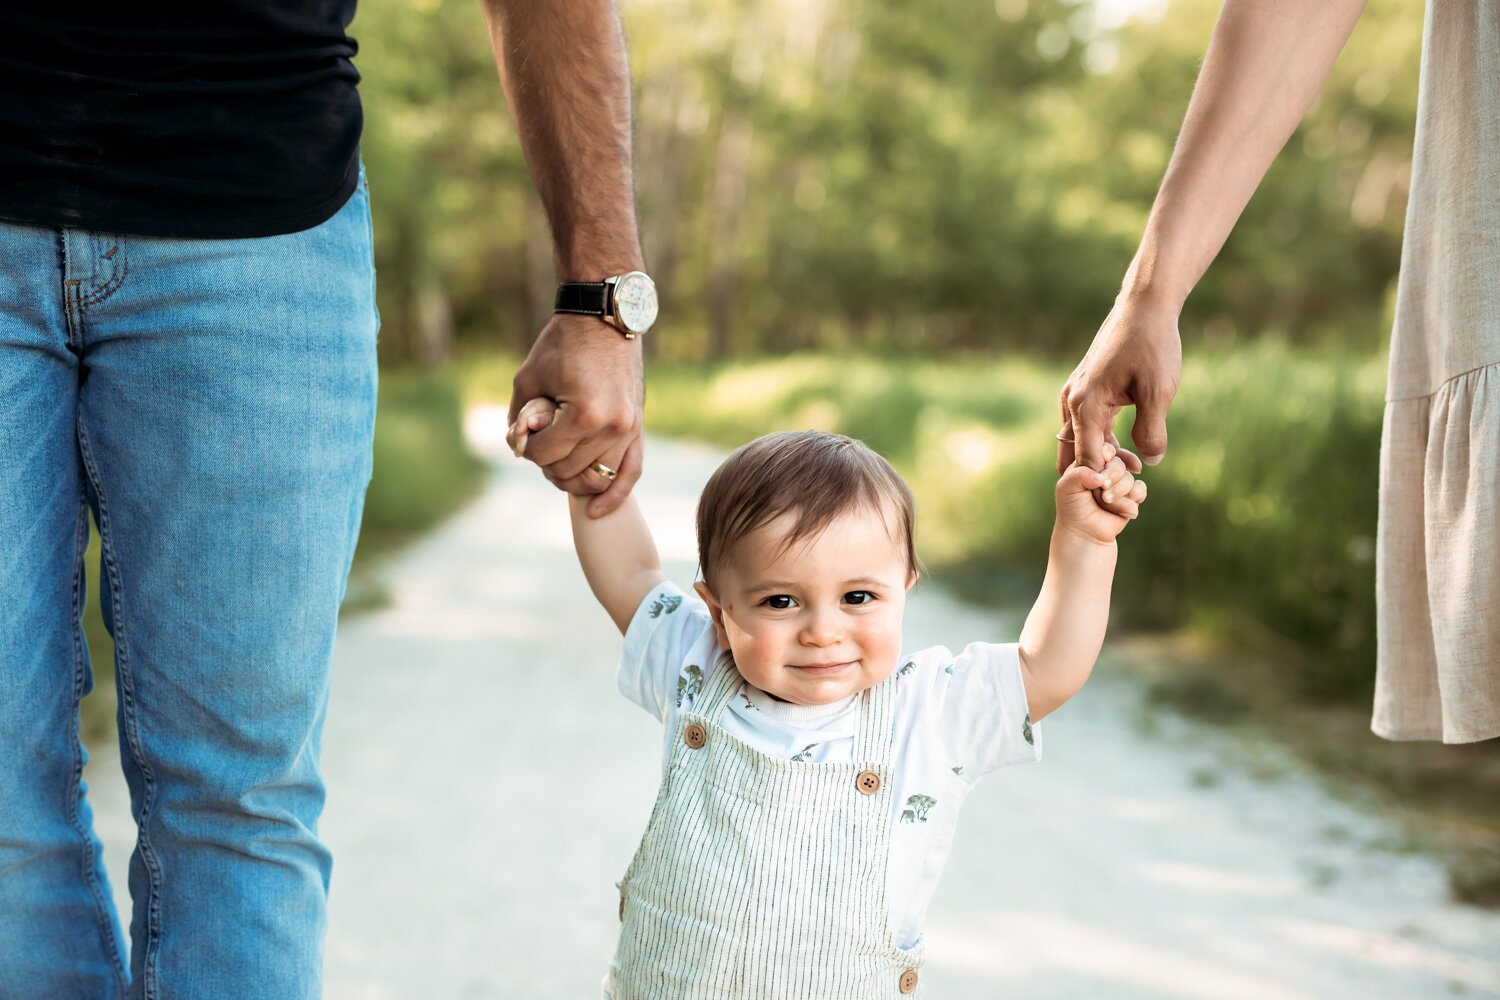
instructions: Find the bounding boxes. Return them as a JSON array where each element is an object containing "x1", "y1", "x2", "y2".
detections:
[{"x1": 607, "y1": 658, "x2": 924, "y2": 997}]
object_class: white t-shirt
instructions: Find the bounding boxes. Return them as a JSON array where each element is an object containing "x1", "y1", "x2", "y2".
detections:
[{"x1": 619, "y1": 582, "x2": 1042, "y2": 951}]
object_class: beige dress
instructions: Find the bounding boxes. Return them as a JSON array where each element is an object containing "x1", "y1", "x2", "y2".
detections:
[{"x1": 1374, "y1": 0, "x2": 1500, "y2": 743}]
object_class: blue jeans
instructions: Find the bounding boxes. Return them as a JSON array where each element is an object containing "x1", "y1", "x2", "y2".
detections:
[{"x1": 0, "y1": 177, "x2": 378, "y2": 998}]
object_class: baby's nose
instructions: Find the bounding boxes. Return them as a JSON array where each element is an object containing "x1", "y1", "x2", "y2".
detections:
[{"x1": 799, "y1": 612, "x2": 842, "y2": 646}]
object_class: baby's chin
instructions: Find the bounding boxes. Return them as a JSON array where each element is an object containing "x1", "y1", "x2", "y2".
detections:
[{"x1": 762, "y1": 666, "x2": 898, "y2": 706}]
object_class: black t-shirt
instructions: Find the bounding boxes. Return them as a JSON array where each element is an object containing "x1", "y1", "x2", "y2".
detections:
[{"x1": 0, "y1": 3, "x2": 362, "y2": 238}]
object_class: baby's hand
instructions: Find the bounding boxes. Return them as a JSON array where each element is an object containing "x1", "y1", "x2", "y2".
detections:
[
  {"x1": 506, "y1": 397, "x2": 558, "y2": 459},
  {"x1": 1055, "y1": 443, "x2": 1147, "y2": 544}
]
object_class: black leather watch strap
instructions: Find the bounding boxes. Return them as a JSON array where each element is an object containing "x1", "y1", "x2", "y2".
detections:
[{"x1": 554, "y1": 282, "x2": 611, "y2": 316}]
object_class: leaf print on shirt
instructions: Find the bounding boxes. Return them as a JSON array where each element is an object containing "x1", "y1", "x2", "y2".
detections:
[
  {"x1": 1023, "y1": 712, "x2": 1034, "y2": 746},
  {"x1": 648, "y1": 594, "x2": 684, "y2": 618},
  {"x1": 739, "y1": 687, "x2": 758, "y2": 711},
  {"x1": 676, "y1": 664, "x2": 704, "y2": 708},
  {"x1": 900, "y1": 794, "x2": 937, "y2": 823},
  {"x1": 790, "y1": 743, "x2": 819, "y2": 763},
  {"x1": 896, "y1": 660, "x2": 916, "y2": 678},
  {"x1": 944, "y1": 663, "x2": 954, "y2": 675},
  {"x1": 951, "y1": 765, "x2": 964, "y2": 776}
]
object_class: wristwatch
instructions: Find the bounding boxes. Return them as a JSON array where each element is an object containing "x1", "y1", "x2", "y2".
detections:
[{"x1": 554, "y1": 271, "x2": 659, "y2": 339}]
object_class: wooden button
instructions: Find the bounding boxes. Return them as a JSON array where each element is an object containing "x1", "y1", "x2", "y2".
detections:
[
  {"x1": 899, "y1": 969, "x2": 919, "y2": 993},
  {"x1": 684, "y1": 722, "x2": 707, "y2": 749},
  {"x1": 855, "y1": 769, "x2": 882, "y2": 795}
]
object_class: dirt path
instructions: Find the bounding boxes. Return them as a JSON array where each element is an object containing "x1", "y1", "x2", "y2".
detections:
[{"x1": 86, "y1": 431, "x2": 1500, "y2": 998}]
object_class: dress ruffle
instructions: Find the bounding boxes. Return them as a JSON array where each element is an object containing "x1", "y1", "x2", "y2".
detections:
[{"x1": 1375, "y1": 361, "x2": 1500, "y2": 743}]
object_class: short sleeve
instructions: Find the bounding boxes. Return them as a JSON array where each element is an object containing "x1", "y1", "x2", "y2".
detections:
[
  {"x1": 618, "y1": 581, "x2": 719, "y2": 722},
  {"x1": 932, "y1": 641, "x2": 1041, "y2": 777}
]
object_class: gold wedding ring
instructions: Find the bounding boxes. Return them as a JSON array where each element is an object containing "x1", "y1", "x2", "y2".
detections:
[
  {"x1": 589, "y1": 461, "x2": 618, "y2": 481},
  {"x1": 1055, "y1": 431, "x2": 1075, "y2": 443}
]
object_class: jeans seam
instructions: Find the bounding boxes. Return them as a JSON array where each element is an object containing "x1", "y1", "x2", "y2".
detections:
[
  {"x1": 66, "y1": 238, "x2": 129, "y2": 312},
  {"x1": 78, "y1": 418, "x2": 164, "y2": 999},
  {"x1": 68, "y1": 495, "x2": 130, "y2": 996}
]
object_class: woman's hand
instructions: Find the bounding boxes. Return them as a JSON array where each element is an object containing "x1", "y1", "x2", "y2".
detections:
[
  {"x1": 1057, "y1": 292, "x2": 1181, "y2": 479},
  {"x1": 1055, "y1": 442, "x2": 1147, "y2": 546}
]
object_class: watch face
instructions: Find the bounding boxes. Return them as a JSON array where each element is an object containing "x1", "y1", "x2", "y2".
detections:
[{"x1": 613, "y1": 271, "x2": 659, "y2": 334}]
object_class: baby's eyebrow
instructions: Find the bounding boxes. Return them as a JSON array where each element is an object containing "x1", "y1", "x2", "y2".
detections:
[
  {"x1": 745, "y1": 580, "x2": 801, "y2": 593},
  {"x1": 744, "y1": 575, "x2": 892, "y2": 594}
]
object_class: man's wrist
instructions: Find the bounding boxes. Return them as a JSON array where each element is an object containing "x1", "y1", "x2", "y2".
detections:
[
  {"x1": 554, "y1": 268, "x2": 658, "y2": 338},
  {"x1": 555, "y1": 250, "x2": 646, "y2": 284}
]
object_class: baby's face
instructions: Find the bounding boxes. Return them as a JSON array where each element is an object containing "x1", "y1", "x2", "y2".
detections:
[{"x1": 694, "y1": 506, "x2": 915, "y2": 707}]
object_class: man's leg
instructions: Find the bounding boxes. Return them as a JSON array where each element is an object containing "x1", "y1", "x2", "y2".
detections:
[
  {"x1": 74, "y1": 178, "x2": 377, "y2": 999},
  {"x1": 0, "y1": 223, "x2": 130, "y2": 997}
]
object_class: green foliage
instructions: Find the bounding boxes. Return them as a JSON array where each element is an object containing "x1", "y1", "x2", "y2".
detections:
[
  {"x1": 79, "y1": 525, "x2": 116, "y2": 746},
  {"x1": 355, "y1": 0, "x2": 1422, "y2": 362},
  {"x1": 354, "y1": 0, "x2": 538, "y2": 362},
  {"x1": 632, "y1": 346, "x2": 1384, "y2": 704},
  {"x1": 362, "y1": 369, "x2": 488, "y2": 551}
]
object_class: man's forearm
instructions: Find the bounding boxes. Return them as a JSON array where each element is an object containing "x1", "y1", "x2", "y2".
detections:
[
  {"x1": 1125, "y1": 0, "x2": 1367, "y2": 309},
  {"x1": 482, "y1": 0, "x2": 644, "y2": 280}
]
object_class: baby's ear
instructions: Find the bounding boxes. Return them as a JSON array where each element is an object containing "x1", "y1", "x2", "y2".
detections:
[{"x1": 693, "y1": 581, "x2": 732, "y2": 649}]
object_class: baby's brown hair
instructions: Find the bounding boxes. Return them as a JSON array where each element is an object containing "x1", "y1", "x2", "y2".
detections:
[{"x1": 695, "y1": 430, "x2": 922, "y2": 593}]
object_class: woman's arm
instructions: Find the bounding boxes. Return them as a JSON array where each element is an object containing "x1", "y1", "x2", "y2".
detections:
[{"x1": 1060, "y1": 0, "x2": 1369, "y2": 476}]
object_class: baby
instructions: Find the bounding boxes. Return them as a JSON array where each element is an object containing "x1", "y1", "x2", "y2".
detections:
[{"x1": 510, "y1": 400, "x2": 1146, "y2": 998}]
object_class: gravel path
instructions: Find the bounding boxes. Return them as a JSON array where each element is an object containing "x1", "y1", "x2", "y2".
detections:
[{"x1": 85, "y1": 430, "x2": 1500, "y2": 998}]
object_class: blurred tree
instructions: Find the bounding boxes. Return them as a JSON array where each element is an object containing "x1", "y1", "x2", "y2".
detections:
[{"x1": 353, "y1": 0, "x2": 1421, "y2": 363}]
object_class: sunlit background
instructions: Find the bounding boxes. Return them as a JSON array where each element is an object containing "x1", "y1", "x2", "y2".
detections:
[{"x1": 79, "y1": 0, "x2": 1498, "y2": 994}]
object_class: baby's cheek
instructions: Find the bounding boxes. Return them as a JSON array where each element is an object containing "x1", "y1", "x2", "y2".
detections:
[
  {"x1": 865, "y1": 620, "x2": 905, "y2": 671},
  {"x1": 725, "y1": 622, "x2": 777, "y2": 668}
]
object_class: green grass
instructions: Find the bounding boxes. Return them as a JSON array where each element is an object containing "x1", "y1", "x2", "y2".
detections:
[{"x1": 359, "y1": 367, "x2": 488, "y2": 558}]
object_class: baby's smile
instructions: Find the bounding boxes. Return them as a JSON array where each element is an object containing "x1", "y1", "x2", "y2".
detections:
[
  {"x1": 791, "y1": 660, "x2": 857, "y2": 674},
  {"x1": 695, "y1": 507, "x2": 914, "y2": 707}
]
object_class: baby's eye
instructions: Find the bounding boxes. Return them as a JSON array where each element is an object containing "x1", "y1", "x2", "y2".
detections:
[
  {"x1": 763, "y1": 595, "x2": 798, "y2": 610},
  {"x1": 844, "y1": 590, "x2": 876, "y2": 605}
]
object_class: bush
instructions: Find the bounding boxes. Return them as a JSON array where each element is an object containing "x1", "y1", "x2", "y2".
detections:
[{"x1": 361, "y1": 367, "x2": 487, "y2": 553}]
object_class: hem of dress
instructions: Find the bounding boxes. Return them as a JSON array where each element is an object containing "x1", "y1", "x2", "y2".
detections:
[
  {"x1": 1372, "y1": 719, "x2": 1500, "y2": 744},
  {"x1": 1385, "y1": 357, "x2": 1500, "y2": 404}
]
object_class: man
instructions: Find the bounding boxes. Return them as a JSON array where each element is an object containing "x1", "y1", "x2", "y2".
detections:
[{"x1": 0, "y1": 2, "x2": 650, "y2": 996}]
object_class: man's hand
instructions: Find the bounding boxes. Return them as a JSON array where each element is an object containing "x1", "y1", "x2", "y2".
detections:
[
  {"x1": 483, "y1": 0, "x2": 647, "y2": 518},
  {"x1": 508, "y1": 313, "x2": 644, "y2": 518},
  {"x1": 1057, "y1": 291, "x2": 1181, "y2": 480}
]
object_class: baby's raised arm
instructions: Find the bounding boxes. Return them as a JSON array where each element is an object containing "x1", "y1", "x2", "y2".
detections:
[
  {"x1": 510, "y1": 398, "x2": 665, "y2": 634},
  {"x1": 1018, "y1": 445, "x2": 1146, "y2": 721}
]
